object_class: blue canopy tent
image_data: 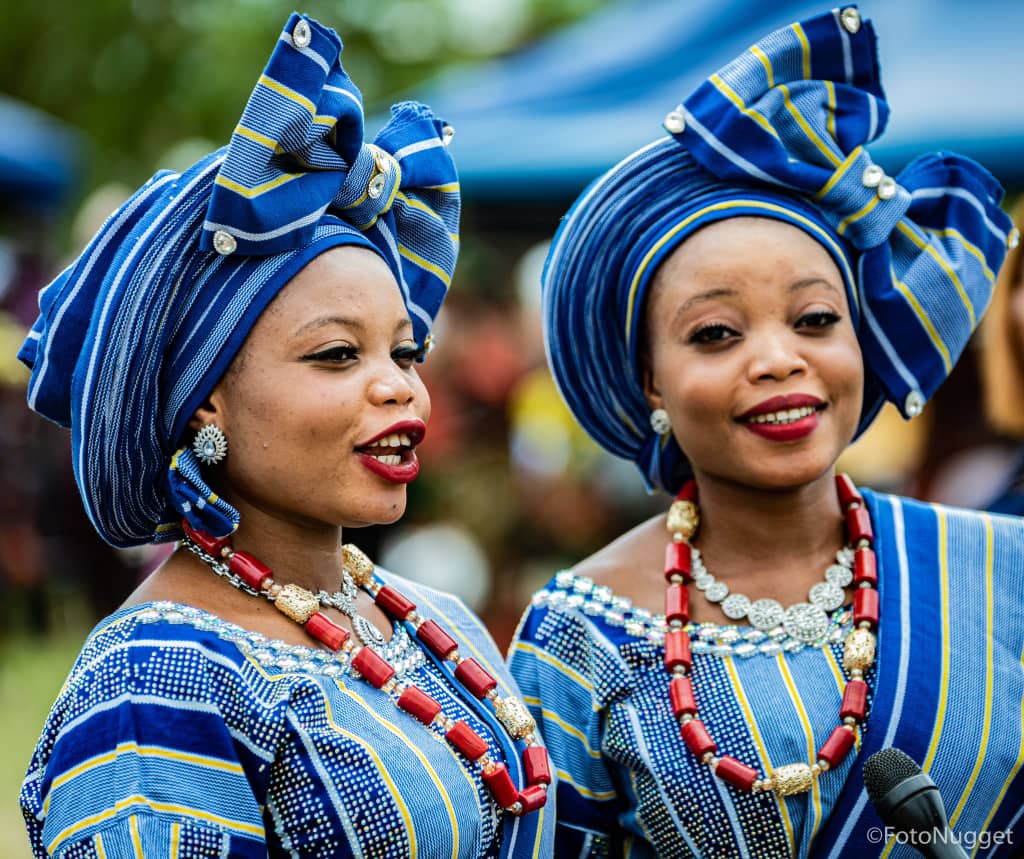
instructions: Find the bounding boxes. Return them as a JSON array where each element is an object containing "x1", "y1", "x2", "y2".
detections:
[
  {"x1": 0, "y1": 94, "x2": 80, "y2": 211},
  {"x1": 410, "y1": 0, "x2": 1024, "y2": 202}
]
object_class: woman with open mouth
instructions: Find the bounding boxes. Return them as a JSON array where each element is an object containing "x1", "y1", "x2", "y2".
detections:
[
  {"x1": 19, "y1": 15, "x2": 553, "y2": 858},
  {"x1": 510, "y1": 7, "x2": 1024, "y2": 857}
]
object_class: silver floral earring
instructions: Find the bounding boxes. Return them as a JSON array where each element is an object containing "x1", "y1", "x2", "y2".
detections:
[
  {"x1": 649, "y1": 408, "x2": 672, "y2": 435},
  {"x1": 193, "y1": 424, "x2": 228, "y2": 465}
]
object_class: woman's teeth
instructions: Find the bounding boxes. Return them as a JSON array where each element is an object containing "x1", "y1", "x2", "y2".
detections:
[
  {"x1": 369, "y1": 454, "x2": 403, "y2": 465},
  {"x1": 363, "y1": 432, "x2": 413, "y2": 465},
  {"x1": 747, "y1": 406, "x2": 817, "y2": 425}
]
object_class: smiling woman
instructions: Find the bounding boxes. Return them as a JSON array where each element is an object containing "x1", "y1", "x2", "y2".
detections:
[
  {"x1": 17, "y1": 14, "x2": 554, "y2": 859},
  {"x1": 509, "y1": 7, "x2": 1024, "y2": 858}
]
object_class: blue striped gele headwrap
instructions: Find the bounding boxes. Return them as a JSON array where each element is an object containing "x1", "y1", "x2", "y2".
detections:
[
  {"x1": 543, "y1": 5, "x2": 1014, "y2": 494},
  {"x1": 18, "y1": 14, "x2": 460, "y2": 547}
]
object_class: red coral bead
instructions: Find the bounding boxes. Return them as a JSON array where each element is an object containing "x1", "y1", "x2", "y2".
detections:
[
  {"x1": 664, "y1": 542, "x2": 692, "y2": 583},
  {"x1": 664, "y1": 630, "x2": 692, "y2": 673},
  {"x1": 715, "y1": 755, "x2": 758, "y2": 791},
  {"x1": 523, "y1": 746, "x2": 551, "y2": 785},
  {"x1": 375, "y1": 585, "x2": 416, "y2": 620},
  {"x1": 228, "y1": 550, "x2": 273, "y2": 591},
  {"x1": 516, "y1": 784, "x2": 548, "y2": 814},
  {"x1": 853, "y1": 588, "x2": 879, "y2": 629},
  {"x1": 680, "y1": 719, "x2": 716, "y2": 758},
  {"x1": 676, "y1": 480, "x2": 698, "y2": 502},
  {"x1": 665, "y1": 584, "x2": 690, "y2": 624},
  {"x1": 416, "y1": 620, "x2": 458, "y2": 659},
  {"x1": 304, "y1": 612, "x2": 349, "y2": 652},
  {"x1": 669, "y1": 676, "x2": 697, "y2": 717},
  {"x1": 446, "y1": 721, "x2": 489, "y2": 760},
  {"x1": 840, "y1": 679, "x2": 868, "y2": 722},
  {"x1": 817, "y1": 726, "x2": 856, "y2": 768},
  {"x1": 482, "y1": 763, "x2": 519, "y2": 808},
  {"x1": 181, "y1": 520, "x2": 232, "y2": 557},
  {"x1": 853, "y1": 548, "x2": 878, "y2": 587},
  {"x1": 455, "y1": 658, "x2": 497, "y2": 699},
  {"x1": 351, "y1": 647, "x2": 395, "y2": 688},
  {"x1": 398, "y1": 685, "x2": 442, "y2": 724},
  {"x1": 846, "y1": 507, "x2": 873, "y2": 545},
  {"x1": 834, "y1": 474, "x2": 863, "y2": 509}
]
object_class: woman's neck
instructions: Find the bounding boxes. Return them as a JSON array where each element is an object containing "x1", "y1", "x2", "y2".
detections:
[
  {"x1": 691, "y1": 470, "x2": 847, "y2": 573},
  {"x1": 228, "y1": 506, "x2": 347, "y2": 595}
]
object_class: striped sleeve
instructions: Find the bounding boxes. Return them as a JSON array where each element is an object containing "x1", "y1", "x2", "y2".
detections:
[
  {"x1": 509, "y1": 599, "x2": 619, "y2": 856},
  {"x1": 22, "y1": 621, "x2": 274, "y2": 858}
]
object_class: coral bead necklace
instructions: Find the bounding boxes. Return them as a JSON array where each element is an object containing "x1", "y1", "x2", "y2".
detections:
[
  {"x1": 181, "y1": 520, "x2": 550, "y2": 816},
  {"x1": 662, "y1": 474, "x2": 878, "y2": 796}
]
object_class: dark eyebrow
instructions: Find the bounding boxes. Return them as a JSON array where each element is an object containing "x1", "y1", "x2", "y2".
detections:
[
  {"x1": 293, "y1": 315, "x2": 412, "y2": 339},
  {"x1": 671, "y1": 287, "x2": 739, "y2": 329},
  {"x1": 789, "y1": 277, "x2": 842, "y2": 295}
]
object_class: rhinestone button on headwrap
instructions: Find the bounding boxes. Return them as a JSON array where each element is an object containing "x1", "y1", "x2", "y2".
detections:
[
  {"x1": 442, "y1": 125, "x2": 455, "y2": 146},
  {"x1": 840, "y1": 7, "x2": 862, "y2": 33},
  {"x1": 861, "y1": 165, "x2": 884, "y2": 188},
  {"x1": 367, "y1": 150, "x2": 390, "y2": 200},
  {"x1": 876, "y1": 176, "x2": 898, "y2": 200},
  {"x1": 904, "y1": 390, "x2": 925, "y2": 417},
  {"x1": 1009, "y1": 227, "x2": 1021, "y2": 250},
  {"x1": 663, "y1": 110, "x2": 686, "y2": 134},
  {"x1": 291, "y1": 18, "x2": 312, "y2": 48},
  {"x1": 212, "y1": 230, "x2": 237, "y2": 256}
]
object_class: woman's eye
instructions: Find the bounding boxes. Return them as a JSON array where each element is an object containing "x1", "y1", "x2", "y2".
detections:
[
  {"x1": 301, "y1": 345, "x2": 358, "y2": 363},
  {"x1": 392, "y1": 345, "x2": 426, "y2": 367},
  {"x1": 797, "y1": 311, "x2": 841, "y2": 329},
  {"x1": 689, "y1": 323, "x2": 737, "y2": 345}
]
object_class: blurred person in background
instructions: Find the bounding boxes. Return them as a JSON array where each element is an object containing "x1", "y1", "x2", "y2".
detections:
[
  {"x1": 979, "y1": 196, "x2": 1024, "y2": 513},
  {"x1": 510, "y1": 8, "x2": 1023, "y2": 857},
  {"x1": 19, "y1": 15, "x2": 553, "y2": 857}
]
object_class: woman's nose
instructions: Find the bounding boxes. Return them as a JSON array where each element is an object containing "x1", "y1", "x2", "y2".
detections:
[
  {"x1": 746, "y1": 331, "x2": 808, "y2": 382},
  {"x1": 368, "y1": 361, "x2": 416, "y2": 406}
]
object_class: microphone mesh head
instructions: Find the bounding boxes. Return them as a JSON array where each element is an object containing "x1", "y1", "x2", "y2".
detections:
[{"x1": 863, "y1": 748, "x2": 922, "y2": 804}]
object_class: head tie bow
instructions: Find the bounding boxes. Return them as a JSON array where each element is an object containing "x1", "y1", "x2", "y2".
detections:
[
  {"x1": 542, "y1": 6, "x2": 1012, "y2": 494},
  {"x1": 18, "y1": 13, "x2": 460, "y2": 546}
]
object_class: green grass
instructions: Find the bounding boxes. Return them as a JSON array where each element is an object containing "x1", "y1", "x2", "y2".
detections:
[{"x1": 0, "y1": 623, "x2": 89, "y2": 859}]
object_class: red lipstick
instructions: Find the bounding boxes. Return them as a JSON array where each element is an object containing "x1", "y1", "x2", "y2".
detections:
[
  {"x1": 356, "y1": 419, "x2": 426, "y2": 484},
  {"x1": 737, "y1": 394, "x2": 824, "y2": 443}
]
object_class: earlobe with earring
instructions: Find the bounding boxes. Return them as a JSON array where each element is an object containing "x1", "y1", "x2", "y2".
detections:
[
  {"x1": 193, "y1": 424, "x2": 228, "y2": 465},
  {"x1": 650, "y1": 408, "x2": 672, "y2": 436}
]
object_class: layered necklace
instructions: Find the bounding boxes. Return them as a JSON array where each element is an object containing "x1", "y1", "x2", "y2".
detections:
[
  {"x1": 662, "y1": 474, "x2": 878, "y2": 797},
  {"x1": 181, "y1": 521, "x2": 550, "y2": 816}
]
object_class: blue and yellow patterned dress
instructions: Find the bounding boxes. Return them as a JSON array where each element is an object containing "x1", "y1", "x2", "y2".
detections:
[
  {"x1": 23, "y1": 572, "x2": 554, "y2": 858},
  {"x1": 510, "y1": 491, "x2": 1024, "y2": 857}
]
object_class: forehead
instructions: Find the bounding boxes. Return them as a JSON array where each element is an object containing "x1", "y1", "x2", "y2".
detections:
[
  {"x1": 265, "y1": 245, "x2": 408, "y2": 329},
  {"x1": 656, "y1": 216, "x2": 844, "y2": 292}
]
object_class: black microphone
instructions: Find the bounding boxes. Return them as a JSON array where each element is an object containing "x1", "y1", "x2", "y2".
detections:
[{"x1": 863, "y1": 748, "x2": 967, "y2": 858}]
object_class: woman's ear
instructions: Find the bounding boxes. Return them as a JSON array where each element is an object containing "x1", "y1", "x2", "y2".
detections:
[
  {"x1": 642, "y1": 364, "x2": 665, "y2": 413},
  {"x1": 187, "y1": 388, "x2": 227, "y2": 433}
]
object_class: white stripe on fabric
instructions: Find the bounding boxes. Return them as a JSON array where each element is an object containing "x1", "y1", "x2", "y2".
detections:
[
  {"x1": 867, "y1": 96, "x2": 878, "y2": 142},
  {"x1": 203, "y1": 206, "x2": 327, "y2": 242},
  {"x1": 683, "y1": 110, "x2": 787, "y2": 187},
  {"x1": 857, "y1": 258, "x2": 920, "y2": 393},
  {"x1": 835, "y1": 10, "x2": 854, "y2": 84},
  {"x1": 911, "y1": 186, "x2": 1010, "y2": 244},
  {"x1": 825, "y1": 496, "x2": 912, "y2": 859},
  {"x1": 27, "y1": 172, "x2": 179, "y2": 409},
  {"x1": 391, "y1": 137, "x2": 445, "y2": 162},
  {"x1": 322, "y1": 84, "x2": 363, "y2": 111}
]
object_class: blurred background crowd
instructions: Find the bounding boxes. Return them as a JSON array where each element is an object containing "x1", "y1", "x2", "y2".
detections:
[{"x1": 1, "y1": 0, "x2": 1022, "y2": 853}]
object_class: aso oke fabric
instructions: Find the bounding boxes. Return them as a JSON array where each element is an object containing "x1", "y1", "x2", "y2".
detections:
[
  {"x1": 23, "y1": 571, "x2": 554, "y2": 858},
  {"x1": 541, "y1": 6, "x2": 1014, "y2": 494},
  {"x1": 509, "y1": 493, "x2": 1024, "y2": 857},
  {"x1": 17, "y1": 13, "x2": 460, "y2": 547}
]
